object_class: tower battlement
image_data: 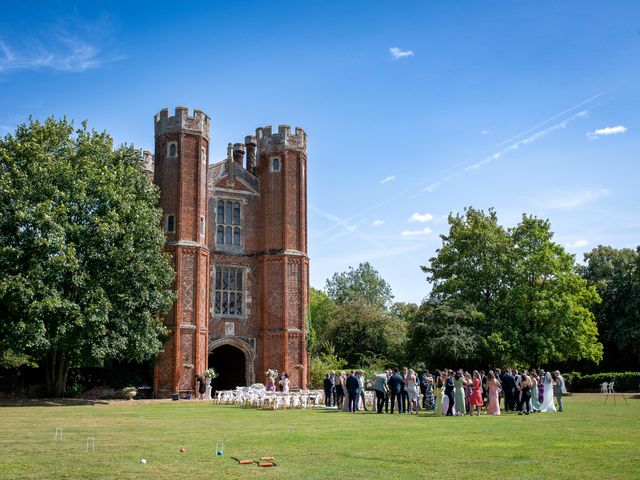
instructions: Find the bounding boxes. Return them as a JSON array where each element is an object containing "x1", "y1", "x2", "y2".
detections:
[
  {"x1": 155, "y1": 106, "x2": 211, "y2": 140},
  {"x1": 256, "y1": 125, "x2": 306, "y2": 152}
]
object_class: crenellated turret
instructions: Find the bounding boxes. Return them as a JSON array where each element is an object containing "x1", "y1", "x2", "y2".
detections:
[
  {"x1": 256, "y1": 125, "x2": 307, "y2": 153},
  {"x1": 155, "y1": 106, "x2": 211, "y2": 140}
]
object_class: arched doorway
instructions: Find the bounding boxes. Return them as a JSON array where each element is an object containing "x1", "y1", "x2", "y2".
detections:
[{"x1": 209, "y1": 344, "x2": 246, "y2": 391}]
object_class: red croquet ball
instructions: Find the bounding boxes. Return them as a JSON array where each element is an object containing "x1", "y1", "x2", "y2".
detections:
[{"x1": 179, "y1": 448, "x2": 185, "y2": 453}]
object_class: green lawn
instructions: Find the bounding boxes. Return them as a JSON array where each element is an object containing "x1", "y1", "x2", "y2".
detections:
[{"x1": 0, "y1": 394, "x2": 638, "y2": 479}]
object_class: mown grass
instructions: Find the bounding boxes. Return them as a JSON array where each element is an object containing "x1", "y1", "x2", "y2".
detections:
[{"x1": 0, "y1": 394, "x2": 638, "y2": 479}]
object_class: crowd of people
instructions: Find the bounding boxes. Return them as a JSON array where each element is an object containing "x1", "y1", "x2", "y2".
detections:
[{"x1": 323, "y1": 367, "x2": 567, "y2": 416}]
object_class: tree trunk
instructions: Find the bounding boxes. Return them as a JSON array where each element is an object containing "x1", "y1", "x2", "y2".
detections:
[{"x1": 44, "y1": 350, "x2": 69, "y2": 397}]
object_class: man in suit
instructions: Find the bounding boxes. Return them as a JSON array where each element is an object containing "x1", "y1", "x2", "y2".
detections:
[
  {"x1": 387, "y1": 369, "x2": 404, "y2": 414},
  {"x1": 323, "y1": 373, "x2": 334, "y2": 407},
  {"x1": 346, "y1": 370, "x2": 360, "y2": 413},
  {"x1": 502, "y1": 368, "x2": 516, "y2": 411},
  {"x1": 373, "y1": 372, "x2": 388, "y2": 414},
  {"x1": 329, "y1": 371, "x2": 337, "y2": 406}
]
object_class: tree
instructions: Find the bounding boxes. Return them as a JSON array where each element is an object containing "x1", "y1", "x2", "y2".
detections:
[
  {"x1": 326, "y1": 262, "x2": 393, "y2": 309},
  {"x1": 0, "y1": 118, "x2": 175, "y2": 395},
  {"x1": 407, "y1": 300, "x2": 483, "y2": 368},
  {"x1": 321, "y1": 300, "x2": 406, "y2": 368},
  {"x1": 422, "y1": 208, "x2": 602, "y2": 367},
  {"x1": 580, "y1": 245, "x2": 639, "y2": 369}
]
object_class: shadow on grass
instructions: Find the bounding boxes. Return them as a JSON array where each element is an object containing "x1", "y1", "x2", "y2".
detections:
[{"x1": 0, "y1": 398, "x2": 109, "y2": 407}]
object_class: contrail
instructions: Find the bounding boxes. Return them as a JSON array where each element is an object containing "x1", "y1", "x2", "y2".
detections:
[{"x1": 312, "y1": 93, "x2": 604, "y2": 238}]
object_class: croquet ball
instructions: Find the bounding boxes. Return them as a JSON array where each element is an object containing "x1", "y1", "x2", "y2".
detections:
[
  {"x1": 216, "y1": 450, "x2": 223, "y2": 456},
  {"x1": 140, "y1": 459, "x2": 147, "y2": 464},
  {"x1": 179, "y1": 448, "x2": 185, "y2": 453}
]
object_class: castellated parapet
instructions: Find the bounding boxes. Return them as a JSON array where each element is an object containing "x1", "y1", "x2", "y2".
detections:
[
  {"x1": 155, "y1": 106, "x2": 211, "y2": 140},
  {"x1": 256, "y1": 125, "x2": 307, "y2": 153}
]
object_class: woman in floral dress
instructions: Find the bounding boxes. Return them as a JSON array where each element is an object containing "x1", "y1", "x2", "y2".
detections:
[{"x1": 424, "y1": 370, "x2": 435, "y2": 412}]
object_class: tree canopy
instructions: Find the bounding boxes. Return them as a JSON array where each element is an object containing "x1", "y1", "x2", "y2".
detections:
[
  {"x1": 422, "y1": 207, "x2": 602, "y2": 368},
  {"x1": 579, "y1": 245, "x2": 639, "y2": 369},
  {"x1": 326, "y1": 261, "x2": 394, "y2": 309},
  {"x1": 0, "y1": 117, "x2": 175, "y2": 395}
]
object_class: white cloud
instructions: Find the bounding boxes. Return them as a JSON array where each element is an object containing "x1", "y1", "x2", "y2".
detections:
[
  {"x1": 586, "y1": 125, "x2": 627, "y2": 140},
  {"x1": 389, "y1": 47, "x2": 414, "y2": 60},
  {"x1": 0, "y1": 16, "x2": 122, "y2": 74},
  {"x1": 380, "y1": 175, "x2": 396, "y2": 184},
  {"x1": 481, "y1": 130, "x2": 490, "y2": 135},
  {"x1": 409, "y1": 212, "x2": 433, "y2": 223},
  {"x1": 545, "y1": 188, "x2": 610, "y2": 209},
  {"x1": 565, "y1": 240, "x2": 588, "y2": 249},
  {"x1": 401, "y1": 227, "x2": 432, "y2": 237},
  {"x1": 372, "y1": 219, "x2": 384, "y2": 227}
]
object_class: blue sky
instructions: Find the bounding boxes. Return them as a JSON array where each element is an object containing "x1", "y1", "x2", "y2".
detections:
[{"x1": 1, "y1": 1, "x2": 639, "y2": 303}]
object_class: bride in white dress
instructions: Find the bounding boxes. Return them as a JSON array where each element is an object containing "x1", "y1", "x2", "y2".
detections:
[{"x1": 539, "y1": 371, "x2": 557, "y2": 412}]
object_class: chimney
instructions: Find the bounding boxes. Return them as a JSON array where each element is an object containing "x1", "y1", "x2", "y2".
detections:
[
  {"x1": 245, "y1": 135, "x2": 257, "y2": 173},
  {"x1": 233, "y1": 143, "x2": 245, "y2": 166}
]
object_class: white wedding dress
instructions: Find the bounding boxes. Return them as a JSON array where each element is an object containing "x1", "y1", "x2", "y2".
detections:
[{"x1": 539, "y1": 372, "x2": 557, "y2": 412}]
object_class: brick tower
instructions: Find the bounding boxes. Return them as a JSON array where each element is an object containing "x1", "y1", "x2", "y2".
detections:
[
  {"x1": 153, "y1": 107, "x2": 210, "y2": 397},
  {"x1": 256, "y1": 125, "x2": 309, "y2": 389}
]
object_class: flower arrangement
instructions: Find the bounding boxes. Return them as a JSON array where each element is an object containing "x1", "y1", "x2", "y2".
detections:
[
  {"x1": 265, "y1": 368, "x2": 278, "y2": 379},
  {"x1": 122, "y1": 386, "x2": 137, "y2": 400},
  {"x1": 203, "y1": 368, "x2": 218, "y2": 379}
]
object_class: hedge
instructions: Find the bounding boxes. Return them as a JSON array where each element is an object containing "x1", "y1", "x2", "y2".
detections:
[{"x1": 563, "y1": 372, "x2": 640, "y2": 392}]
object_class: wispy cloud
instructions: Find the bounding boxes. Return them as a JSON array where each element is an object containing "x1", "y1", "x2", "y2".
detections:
[
  {"x1": 565, "y1": 239, "x2": 588, "y2": 249},
  {"x1": 380, "y1": 175, "x2": 396, "y2": 184},
  {"x1": 0, "y1": 15, "x2": 122, "y2": 74},
  {"x1": 389, "y1": 47, "x2": 414, "y2": 60},
  {"x1": 409, "y1": 212, "x2": 433, "y2": 223},
  {"x1": 544, "y1": 188, "x2": 610, "y2": 209},
  {"x1": 401, "y1": 227, "x2": 432, "y2": 237},
  {"x1": 481, "y1": 130, "x2": 490, "y2": 135},
  {"x1": 586, "y1": 125, "x2": 627, "y2": 140},
  {"x1": 372, "y1": 219, "x2": 385, "y2": 227}
]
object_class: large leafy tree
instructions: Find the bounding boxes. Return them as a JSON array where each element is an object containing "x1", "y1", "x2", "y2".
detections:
[
  {"x1": 0, "y1": 118, "x2": 175, "y2": 396},
  {"x1": 326, "y1": 261, "x2": 394, "y2": 309},
  {"x1": 422, "y1": 207, "x2": 602, "y2": 368},
  {"x1": 579, "y1": 245, "x2": 639, "y2": 369}
]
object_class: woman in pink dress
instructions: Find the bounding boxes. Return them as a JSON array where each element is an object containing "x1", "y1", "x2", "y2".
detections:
[
  {"x1": 486, "y1": 371, "x2": 501, "y2": 415},
  {"x1": 469, "y1": 370, "x2": 484, "y2": 416}
]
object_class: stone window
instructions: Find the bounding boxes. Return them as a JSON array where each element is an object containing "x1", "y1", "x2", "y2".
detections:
[
  {"x1": 201, "y1": 146, "x2": 206, "y2": 165},
  {"x1": 214, "y1": 267, "x2": 243, "y2": 316},
  {"x1": 200, "y1": 215, "x2": 206, "y2": 238},
  {"x1": 216, "y1": 199, "x2": 241, "y2": 246},
  {"x1": 167, "y1": 141, "x2": 177, "y2": 158},
  {"x1": 165, "y1": 214, "x2": 175, "y2": 233},
  {"x1": 271, "y1": 157, "x2": 280, "y2": 172}
]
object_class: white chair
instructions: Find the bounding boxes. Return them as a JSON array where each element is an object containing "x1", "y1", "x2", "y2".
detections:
[
  {"x1": 608, "y1": 381, "x2": 615, "y2": 393},
  {"x1": 600, "y1": 382, "x2": 608, "y2": 393}
]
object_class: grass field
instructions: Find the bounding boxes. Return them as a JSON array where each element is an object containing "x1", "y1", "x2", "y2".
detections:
[{"x1": 1, "y1": 394, "x2": 638, "y2": 479}]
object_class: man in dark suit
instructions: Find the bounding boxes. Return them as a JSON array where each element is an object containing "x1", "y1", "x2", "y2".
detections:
[
  {"x1": 502, "y1": 368, "x2": 516, "y2": 411},
  {"x1": 387, "y1": 369, "x2": 403, "y2": 414},
  {"x1": 346, "y1": 371, "x2": 360, "y2": 413},
  {"x1": 323, "y1": 374, "x2": 334, "y2": 407}
]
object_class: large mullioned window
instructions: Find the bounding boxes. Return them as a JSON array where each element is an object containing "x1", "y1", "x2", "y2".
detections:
[
  {"x1": 216, "y1": 200, "x2": 241, "y2": 246},
  {"x1": 214, "y1": 267, "x2": 243, "y2": 316}
]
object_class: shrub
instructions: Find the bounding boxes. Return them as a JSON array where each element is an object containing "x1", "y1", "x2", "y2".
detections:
[{"x1": 563, "y1": 372, "x2": 640, "y2": 392}]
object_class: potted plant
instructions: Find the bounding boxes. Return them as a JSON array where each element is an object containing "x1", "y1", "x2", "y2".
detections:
[
  {"x1": 203, "y1": 368, "x2": 218, "y2": 384},
  {"x1": 122, "y1": 386, "x2": 137, "y2": 400}
]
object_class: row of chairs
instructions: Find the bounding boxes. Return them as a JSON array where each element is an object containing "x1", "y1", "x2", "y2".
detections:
[{"x1": 213, "y1": 387, "x2": 326, "y2": 410}]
